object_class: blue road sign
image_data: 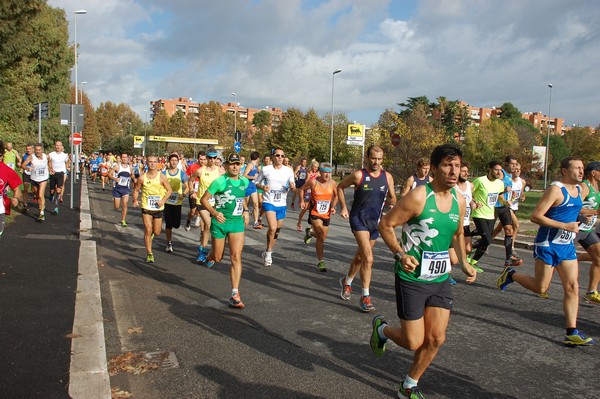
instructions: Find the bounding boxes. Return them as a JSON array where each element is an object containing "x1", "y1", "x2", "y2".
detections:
[{"x1": 234, "y1": 141, "x2": 241, "y2": 153}]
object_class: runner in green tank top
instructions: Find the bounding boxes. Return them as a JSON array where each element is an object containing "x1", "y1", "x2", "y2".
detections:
[
  {"x1": 398, "y1": 183, "x2": 461, "y2": 284},
  {"x1": 200, "y1": 153, "x2": 250, "y2": 309},
  {"x1": 368, "y1": 143, "x2": 476, "y2": 399},
  {"x1": 575, "y1": 162, "x2": 600, "y2": 304}
]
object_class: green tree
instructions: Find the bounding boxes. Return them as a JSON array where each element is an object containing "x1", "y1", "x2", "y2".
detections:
[
  {"x1": 270, "y1": 108, "x2": 308, "y2": 158},
  {"x1": 498, "y1": 102, "x2": 522, "y2": 120},
  {"x1": 305, "y1": 108, "x2": 328, "y2": 162},
  {"x1": 562, "y1": 126, "x2": 600, "y2": 164},
  {"x1": 462, "y1": 118, "x2": 520, "y2": 174},
  {"x1": 398, "y1": 96, "x2": 432, "y2": 120}
]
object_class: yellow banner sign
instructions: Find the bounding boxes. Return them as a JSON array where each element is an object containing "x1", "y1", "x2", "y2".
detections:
[{"x1": 148, "y1": 136, "x2": 219, "y2": 145}]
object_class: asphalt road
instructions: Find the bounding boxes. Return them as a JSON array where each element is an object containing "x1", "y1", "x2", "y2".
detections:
[{"x1": 88, "y1": 183, "x2": 600, "y2": 399}]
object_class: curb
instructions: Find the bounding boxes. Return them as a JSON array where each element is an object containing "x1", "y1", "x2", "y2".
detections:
[{"x1": 68, "y1": 178, "x2": 111, "y2": 399}]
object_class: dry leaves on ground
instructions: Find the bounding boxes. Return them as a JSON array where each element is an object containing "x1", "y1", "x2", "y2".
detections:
[
  {"x1": 108, "y1": 352, "x2": 161, "y2": 376},
  {"x1": 127, "y1": 327, "x2": 143, "y2": 334},
  {"x1": 111, "y1": 387, "x2": 133, "y2": 398},
  {"x1": 64, "y1": 333, "x2": 81, "y2": 339}
]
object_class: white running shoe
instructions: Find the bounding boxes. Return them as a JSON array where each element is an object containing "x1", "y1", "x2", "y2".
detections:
[{"x1": 262, "y1": 251, "x2": 272, "y2": 267}]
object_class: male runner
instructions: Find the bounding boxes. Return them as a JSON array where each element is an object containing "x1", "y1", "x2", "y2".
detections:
[
  {"x1": 132, "y1": 155, "x2": 172, "y2": 263},
  {"x1": 497, "y1": 156, "x2": 595, "y2": 346},
  {"x1": 21, "y1": 144, "x2": 34, "y2": 210},
  {"x1": 468, "y1": 161, "x2": 508, "y2": 272},
  {"x1": 337, "y1": 145, "x2": 396, "y2": 312},
  {"x1": 191, "y1": 148, "x2": 222, "y2": 263},
  {"x1": 0, "y1": 140, "x2": 23, "y2": 238},
  {"x1": 184, "y1": 151, "x2": 207, "y2": 230},
  {"x1": 296, "y1": 160, "x2": 320, "y2": 232},
  {"x1": 370, "y1": 143, "x2": 476, "y2": 398},
  {"x1": 99, "y1": 156, "x2": 110, "y2": 191},
  {"x1": 3, "y1": 142, "x2": 21, "y2": 171},
  {"x1": 300, "y1": 162, "x2": 338, "y2": 272},
  {"x1": 400, "y1": 157, "x2": 432, "y2": 197},
  {"x1": 255, "y1": 147, "x2": 296, "y2": 267},
  {"x1": 163, "y1": 153, "x2": 189, "y2": 253},
  {"x1": 292, "y1": 157, "x2": 308, "y2": 210},
  {"x1": 574, "y1": 161, "x2": 600, "y2": 304},
  {"x1": 201, "y1": 153, "x2": 250, "y2": 308},
  {"x1": 48, "y1": 141, "x2": 70, "y2": 213},
  {"x1": 22, "y1": 144, "x2": 49, "y2": 221},
  {"x1": 110, "y1": 153, "x2": 134, "y2": 226},
  {"x1": 243, "y1": 151, "x2": 262, "y2": 229}
]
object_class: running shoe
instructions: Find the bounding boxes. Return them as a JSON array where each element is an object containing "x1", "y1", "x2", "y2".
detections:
[
  {"x1": 253, "y1": 221, "x2": 262, "y2": 229},
  {"x1": 48, "y1": 194, "x2": 54, "y2": 202},
  {"x1": 184, "y1": 220, "x2": 191, "y2": 231},
  {"x1": 564, "y1": 329, "x2": 596, "y2": 346},
  {"x1": 505, "y1": 255, "x2": 523, "y2": 267},
  {"x1": 229, "y1": 293, "x2": 245, "y2": 309},
  {"x1": 37, "y1": 213, "x2": 45, "y2": 222},
  {"x1": 468, "y1": 257, "x2": 484, "y2": 273},
  {"x1": 304, "y1": 227, "x2": 312, "y2": 244},
  {"x1": 370, "y1": 315, "x2": 387, "y2": 357},
  {"x1": 360, "y1": 295, "x2": 375, "y2": 312},
  {"x1": 583, "y1": 291, "x2": 600, "y2": 305},
  {"x1": 448, "y1": 276, "x2": 457, "y2": 285},
  {"x1": 121, "y1": 220, "x2": 127, "y2": 227},
  {"x1": 339, "y1": 277, "x2": 351, "y2": 300},
  {"x1": 166, "y1": 243, "x2": 173, "y2": 253},
  {"x1": 262, "y1": 251, "x2": 272, "y2": 267},
  {"x1": 497, "y1": 266, "x2": 515, "y2": 291},
  {"x1": 398, "y1": 383, "x2": 426, "y2": 399},
  {"x1": 206, "y1": 260, "x2": 215, "y2": 268},
  {"x1": 51, "y1": 207, "x2": 59, "y2": 215},
  {"x1": 537, "y1": 291, "x2": 550, "y2": 299},
  {"x1": 146, "y1": 253, "x2": 155, "y2": 263},
  {"x1": 59, "y1": 196, "x2": 63, "y2": 203},
  {"x1": 316, "y1": 260, "x2": 327, "y2": 272},
  {"x1": 196, "y1": 250, "x2": 207, "y2": 263}
]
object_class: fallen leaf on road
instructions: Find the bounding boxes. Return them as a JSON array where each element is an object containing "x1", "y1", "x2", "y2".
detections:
[
  {"x1": 108, "y1": 352, "x2": 160, "y2": 376},
  {"x1": 111, "y1": 387, "x2": 133, "y2": 398},
  {"x1": 127, "y1": 327, "x2": 143, "y2": 334},
  {"x1": 65, "y1": 333, "x2": 81, "y2": 339}
]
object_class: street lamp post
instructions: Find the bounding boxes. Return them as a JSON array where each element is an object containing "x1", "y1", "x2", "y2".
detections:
[
  {"x1": 79, "y1": 81, "x2": 87, "y2": 103},
  {"x1": 74, "y1": 10, "x2": 87, "y2": 105},
  {"x1": 232, "y1": 92, "x2": 237, "y2": 142},
  {"x1": 329, "y1": 69, "x2": 342, "y2": 165},
  {"x1": 543, "y1": 84, "x2": 553, "y2": 190},
  {"x1": 143, "y1": 109, "x2": 148, "y2": 157}
]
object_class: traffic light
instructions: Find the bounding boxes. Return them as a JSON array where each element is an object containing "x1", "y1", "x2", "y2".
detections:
[{"x1": 41, "y1": 102, "x2": 49, "y2": 119}]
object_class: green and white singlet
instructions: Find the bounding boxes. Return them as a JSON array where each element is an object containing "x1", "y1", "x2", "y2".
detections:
[
  {"x1": 397, "y1": 183, "x2": 460, "y2": 283},
  {"x1": 208, "y1": 175, "x2": 249, "y2": 219},
  {"x1": 580, "y1": 180, "x2": 600, "y2": 233}
]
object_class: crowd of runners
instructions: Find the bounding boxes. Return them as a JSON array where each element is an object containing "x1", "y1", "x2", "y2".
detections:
[{"x1": 2, "y1": 139, "x2": 600, "y2": 398}]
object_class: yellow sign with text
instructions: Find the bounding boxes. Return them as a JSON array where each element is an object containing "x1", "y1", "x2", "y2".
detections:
[{"x1": 133, "y1": 136, "x2": 145, "y2": 148}]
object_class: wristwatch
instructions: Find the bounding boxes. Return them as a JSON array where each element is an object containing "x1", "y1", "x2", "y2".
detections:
[{"x1": 394, "y1": 253, "x2": 403, "y2": 262}]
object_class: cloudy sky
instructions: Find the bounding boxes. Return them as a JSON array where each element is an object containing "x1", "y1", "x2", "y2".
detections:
[{"x1": 50, "y1": 0, "x2": 600, "y2": 128}]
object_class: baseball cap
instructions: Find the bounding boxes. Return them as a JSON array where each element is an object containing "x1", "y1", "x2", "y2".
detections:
[
  {"x1": 585, "y1": 161, "x2": 600, "y2": 175},
  {"x1": 207, "y1": 148, "x2": 219, "y2": 157},
  {"x1": 226, "y1": 153, "x2": 241, "y2": 164}
]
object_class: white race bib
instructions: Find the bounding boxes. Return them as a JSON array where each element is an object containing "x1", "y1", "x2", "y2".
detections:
[
  {"x1": 316, "y1": 200, "x2": 330, "y2": 215},
  {"x1": 208, "y1": 197, "x2": 216, "y2": 206},
  {"x1": 552, "y1": 229, "x2": 575, "y2": 245},
  {"x1": 232, "y1": 198, "x2": 244, "y2": 216},
  {"x1": 147, "y1": 195, "x2": 161, "y2": 209},
  {"x1": 487, "y1": 193, "x2": 498, "y2": 207},
  {"x1": 419, "y1": 251, "x2": 451, "y2": 281},
  {"x1": 464, "y1": 206, "x2": 471, "y2": 224},
  {"x1": 118, "y1": 176, "x2": 130, "y2": 186},
  {"x1": 580, "y1": 215, "x2": 597, "y2": 232}
]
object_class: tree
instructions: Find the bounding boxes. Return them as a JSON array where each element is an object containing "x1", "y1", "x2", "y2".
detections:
[
  {"x1": 462, "y1": 118, "x2": 520, "y2": 174},
  {"x1": 398, "y1": 96, "x2": 432, "y2": 120},
  {"x1": 0, "y1": 2, "x2": 72, "y2": 148},
  {"x1": 305, "y1": 108, "x2": 328, "y2": 162},
  {"x1": 498, "y1": 102, "x2": 522, "y2": 120},
  {"x1": 562, "y1": 126, "x2": 600, "y2": 164},
  {"x1": 270, "y1": 108, "x2": 308, "y2": 158}
]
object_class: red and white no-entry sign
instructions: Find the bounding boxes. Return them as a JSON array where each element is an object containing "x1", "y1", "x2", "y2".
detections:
[
  {"x1": 70, "y1": 133, "x2": 82, "y2": 145},
  {"x1": 391, "y1": 133, "x2": 401, "y2": 147}
]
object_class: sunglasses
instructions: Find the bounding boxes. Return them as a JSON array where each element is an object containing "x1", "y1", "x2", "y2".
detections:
[
  {"x1": 273, "y1": 154, "x2": 285, "y2": 158},
  {"x1": 207, "y1": 156, "x2": 217, "y2": 159}
]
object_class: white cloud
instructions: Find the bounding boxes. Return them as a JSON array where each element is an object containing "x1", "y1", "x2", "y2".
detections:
[{"x1": 49, "y1": 0, "x2": 600, "y2": 127}]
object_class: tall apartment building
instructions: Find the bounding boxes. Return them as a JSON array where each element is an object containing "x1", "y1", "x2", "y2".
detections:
[{"x1": 149, "y1": 97, "x2": 284, "y2": 132}]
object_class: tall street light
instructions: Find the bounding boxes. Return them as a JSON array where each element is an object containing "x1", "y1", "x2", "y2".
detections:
[
  {"x1": 329, "y1": 69, "x2": 342, "y2": 165},
  {"x1": 232, "y1": 92, "x2": 237, "y2": 140},
  {"x1": 143, "y1": 109, "x2": 148, "y2": 156},
  {"x1": 79, "y1": 81, "x2": 87, "y2": 103},
  {"x1": 74, "y1": 10, "x2": 87, "y2": 105},
  {"x1": 543, "y1": 83, "x2": 553, "y2": 189}
]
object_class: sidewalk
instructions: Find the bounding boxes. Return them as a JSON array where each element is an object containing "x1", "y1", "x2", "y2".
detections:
[{"x1": 0, "y1": 180, "x2": 102, "y2": 398}]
